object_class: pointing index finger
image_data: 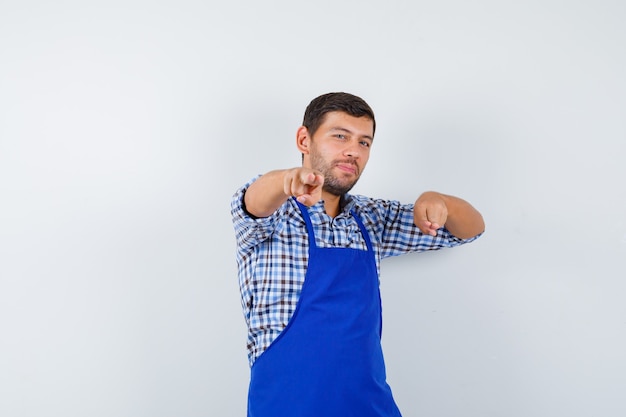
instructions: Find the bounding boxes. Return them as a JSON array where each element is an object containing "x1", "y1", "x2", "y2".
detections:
[{"x1": 303, "y1": 172, "x2": 323, "y2": 186}]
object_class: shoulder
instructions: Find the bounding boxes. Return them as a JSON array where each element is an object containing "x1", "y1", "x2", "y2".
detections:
[
  {"x1": 346, "y1": 194, "x2": 414, "y2": 242},
  {"x1": 348, "y1": 194, "x2": 412, "y2": 221}
]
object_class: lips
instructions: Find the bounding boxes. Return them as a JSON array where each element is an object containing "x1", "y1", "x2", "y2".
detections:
[{"x1": 335, "y1": 162, "x2": 358, "y2": 175}]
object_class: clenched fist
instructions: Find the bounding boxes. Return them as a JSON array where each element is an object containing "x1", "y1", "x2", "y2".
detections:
[{"x1": 414, "y1": 191, "x2": 448, "y2": 236}]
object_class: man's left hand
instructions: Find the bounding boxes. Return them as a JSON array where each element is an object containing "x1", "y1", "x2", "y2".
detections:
[{"x1": 414, "y1": 191, "x2": 448, "y2": 236}]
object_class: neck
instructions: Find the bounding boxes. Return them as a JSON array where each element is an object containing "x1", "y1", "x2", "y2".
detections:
[{"x1": 322, "y1": 192, "x2": 342, "y2": 218}]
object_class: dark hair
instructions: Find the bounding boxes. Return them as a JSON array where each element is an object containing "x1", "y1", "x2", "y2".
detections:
[{"x1": 302, "y1": 92, "x2": 376, "y2": 137}]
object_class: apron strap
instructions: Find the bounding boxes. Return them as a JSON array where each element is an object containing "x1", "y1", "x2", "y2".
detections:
[
  {"x1": 295, "y1": 199, "x2": 317, "y2": 248},
  {"x1": 351, "y1": 209, "x2": 374, "y2": 253}
]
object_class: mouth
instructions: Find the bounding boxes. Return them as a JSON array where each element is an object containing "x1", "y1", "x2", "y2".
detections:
[{"x1": 335, "y1": 162, "x2": 358, "y2": 175}]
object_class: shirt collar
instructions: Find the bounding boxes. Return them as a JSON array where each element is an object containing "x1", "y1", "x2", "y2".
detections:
[{"x1": 306, "y1": 194, "x2": 356, "y2": 216}]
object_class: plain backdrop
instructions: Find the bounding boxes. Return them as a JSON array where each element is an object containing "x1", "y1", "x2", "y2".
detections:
[{"x1": 1, "y1": 1, "x2": 625, "y2": 416}]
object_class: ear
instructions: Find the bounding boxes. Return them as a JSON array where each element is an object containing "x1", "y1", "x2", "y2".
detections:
[{"x1": 296, "y1": 126, "x2": 310, "y2": 154}]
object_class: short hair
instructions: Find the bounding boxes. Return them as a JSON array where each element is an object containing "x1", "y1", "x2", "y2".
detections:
[{"x1": 302, "y1": 92, "x2": 376, "y2": 138}]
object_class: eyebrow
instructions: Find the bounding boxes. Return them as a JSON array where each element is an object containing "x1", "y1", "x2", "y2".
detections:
[{"x1": 329, "y1": 127, "x2": 374, "y2": 142}]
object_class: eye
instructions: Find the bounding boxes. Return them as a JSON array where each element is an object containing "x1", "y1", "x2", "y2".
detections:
[
  {"x1": 335, "y1": 134, "x2": 346, "y2": 140},
  {"x1": 360, "y1": 140, "x2": 371, "y2": 148}
]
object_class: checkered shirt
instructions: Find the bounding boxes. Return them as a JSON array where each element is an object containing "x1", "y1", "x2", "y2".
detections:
[{"x1": 231, "y1": 176, "x2": 479, "y2": 366}]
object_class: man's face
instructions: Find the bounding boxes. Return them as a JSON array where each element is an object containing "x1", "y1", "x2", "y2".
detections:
[{"x1": 304, "y1": 111, "x2": 374, "y2": 196}]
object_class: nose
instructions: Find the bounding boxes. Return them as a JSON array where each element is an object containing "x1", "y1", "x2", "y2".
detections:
[{"x1": 343, "y1": 142, "x2": 359, "y2": 158}]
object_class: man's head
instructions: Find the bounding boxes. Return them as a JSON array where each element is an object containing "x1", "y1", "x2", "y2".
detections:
[
  {"x1": 302, "y1": 92, "x2": 376, "y2": 138},
  {"x1": 297, "y1": 92, "x2": 376, "y2": 196}
]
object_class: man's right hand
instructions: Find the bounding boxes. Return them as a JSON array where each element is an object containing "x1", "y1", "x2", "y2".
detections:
[
  {"x1": 283, "y1": 168, "x2": 324, "y2": 206},
  {"x1": 244, "y1": 168, "x2": 325, "y2": 218}
]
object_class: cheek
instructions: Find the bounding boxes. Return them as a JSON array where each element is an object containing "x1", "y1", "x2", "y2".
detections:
[
  {"x1": 360, "y1": 152, "x2": 370, "y2": 166},
  {"x1": 317, "y1": 147, "x2": 337, "y2": 162}
]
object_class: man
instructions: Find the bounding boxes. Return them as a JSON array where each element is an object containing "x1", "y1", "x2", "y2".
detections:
[{"x1": 231, "y1": 92, "x2": 485, "y2": 416}]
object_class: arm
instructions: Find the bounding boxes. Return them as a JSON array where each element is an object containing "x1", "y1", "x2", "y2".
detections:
[
  {"x1": 413, "y1": 191, "x2": 485, "y2": 240},
  {"x1": 244, "y1": 168, "x2": 324, "y2": 218}
]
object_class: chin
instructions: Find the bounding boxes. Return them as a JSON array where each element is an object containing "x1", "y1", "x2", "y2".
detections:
[{"x1": 324, "y1": 181, "x2": 358, "y2": 196}]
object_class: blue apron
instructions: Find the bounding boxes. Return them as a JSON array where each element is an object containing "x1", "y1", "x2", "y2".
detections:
[{"x1": 247, "y1": 201, "x2": 402, "y2": 417}]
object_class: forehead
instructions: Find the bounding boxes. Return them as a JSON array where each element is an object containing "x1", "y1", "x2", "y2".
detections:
[{"x1": 318, "y1": 111, "x2": 374, "y2": 136}]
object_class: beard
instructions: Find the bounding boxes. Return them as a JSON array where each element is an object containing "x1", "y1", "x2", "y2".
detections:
[{"x1": 309, "y1": 152, "x2": 361, "y2": 196}]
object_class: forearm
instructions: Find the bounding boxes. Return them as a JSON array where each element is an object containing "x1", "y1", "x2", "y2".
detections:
[
  {"x1": 244, "y1": 170, "x2": 291, "y2": 218},
  {"x1": 439, "y1": 193, "x2": 485, "y2": 239}
]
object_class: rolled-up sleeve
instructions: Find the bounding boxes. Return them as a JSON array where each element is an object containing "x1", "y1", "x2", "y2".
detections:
[{"x1": 231, "y1": 176, "x2": 281, "y2": 252}]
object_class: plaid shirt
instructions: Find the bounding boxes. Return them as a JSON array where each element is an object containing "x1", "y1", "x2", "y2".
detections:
[{"x1": 231, "y1": 176, "x2": 479, "y2": 366}]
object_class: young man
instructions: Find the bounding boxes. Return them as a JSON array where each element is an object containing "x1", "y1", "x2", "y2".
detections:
[{"x1": 231, "y1": 92, "x2": 485, "y2": 416}]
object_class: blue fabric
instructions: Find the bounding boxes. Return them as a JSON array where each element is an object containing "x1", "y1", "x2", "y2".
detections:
[{"x1": 247, "y1": 201, "x2": 402, "y2": 417}]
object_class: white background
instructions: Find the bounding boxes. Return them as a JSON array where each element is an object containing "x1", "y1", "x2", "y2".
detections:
[{"x1": 1, "y1": 1, "x2": 625, "y2": 416}]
